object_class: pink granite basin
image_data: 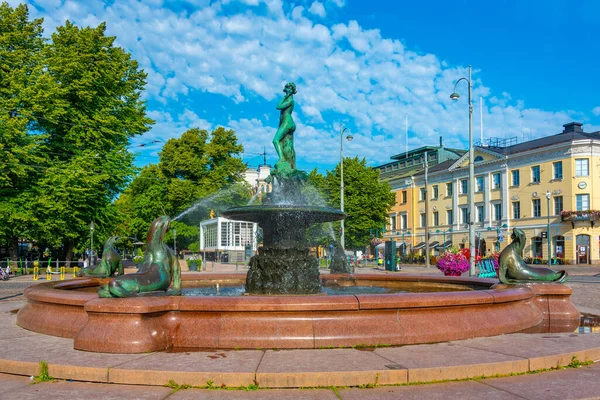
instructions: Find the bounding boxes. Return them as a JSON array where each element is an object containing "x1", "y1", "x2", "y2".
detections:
[{"x1": 16, "y1": 273, "x2": 580, "y2": 353}]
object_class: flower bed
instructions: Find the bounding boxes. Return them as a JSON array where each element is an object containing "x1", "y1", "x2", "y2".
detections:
[
  {"x1": 436, "y1": 247, "x2": 470, "y2": 276},
  {"x1": 561, "y1": 210, "x2": 600, "y2": 221}
]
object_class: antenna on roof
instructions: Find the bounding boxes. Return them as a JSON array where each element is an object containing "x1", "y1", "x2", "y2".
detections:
[
  {"x1": 480, "y1": 97, "x2": 484, "y2": 144},
  {"x1": 405, "y1": 114, "x2": 408, "y2": 160}
]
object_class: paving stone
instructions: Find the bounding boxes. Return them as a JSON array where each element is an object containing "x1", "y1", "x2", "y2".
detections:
[
  {"x1": 481, "y1": 362, "x2": 600, "y2": 400},
  {"x1": 169, "y1": 388, "x2": 339, "y2": 399},
  {"x1": 339, "y1": 380, "x2": 522, "y2": 400}
]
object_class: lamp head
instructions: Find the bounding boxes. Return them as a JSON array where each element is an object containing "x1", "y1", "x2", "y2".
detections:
[
  {"x1": 450, "y1": 92, "x2": 460, "y2": 101},
  {"x1": 436, "y1": 230, "x2": 440, "y2": 233},
  {"x1": 546, "y1": 190, "x2": 551, "y2": 199},
  {"x1": 449, "y1": 228, "x2": 453, "y2": 232},
  {"x1": 346, "y1": 134, "x2": 354, "y2": 141}
]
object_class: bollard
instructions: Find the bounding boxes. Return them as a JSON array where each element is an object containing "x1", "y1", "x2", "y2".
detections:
[
  {"x1": 19, "y1": 259, "x2": 23, "y2": 275},
  {"x1": 60, "y1": 266, "x2": 65, "y2": 281},
  {"x1": 33, "y1": 267, "x2": 39, "y2": 281},
  {"x1": 45, "y1": 267, "x2": 52, "y2": 280},
  {"x1": 73, "y1": 266, "x2": 79, "y2": 277}
]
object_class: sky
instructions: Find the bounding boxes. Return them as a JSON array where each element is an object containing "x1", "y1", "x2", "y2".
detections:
[{"x1": 12, "y1": 0, "x2": 600, "y2": 173}]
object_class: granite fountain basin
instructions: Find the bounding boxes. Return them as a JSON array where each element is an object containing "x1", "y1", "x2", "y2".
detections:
[{"x1": 15, "y1": 273, "x2": 580, "y2": 353}]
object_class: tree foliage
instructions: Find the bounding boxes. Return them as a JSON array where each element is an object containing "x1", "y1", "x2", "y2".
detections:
[
  {"x1": 0, "y1": 3, "x2": 152, "y2": 261},
  {"x1": 116, "y1": 127, "x2": 249, "y2": 249},
  {"x1": 313, "y1": 157, "x2": 395, "y2": 250}
]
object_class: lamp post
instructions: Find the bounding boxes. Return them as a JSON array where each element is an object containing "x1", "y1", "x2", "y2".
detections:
[
  {"x1": 450, "y1": 65, "x2": 475, "y2": 276},
  {"x1": 89, "y1": 221, "x2": 94, "y2": 267},
  {"x1": 400, "y1": 230, "x2": 411, "y2": 260},
  {"x1": 340, "y1": 124, "x2": 354, "y2": 251},
  {"x1": 546, "y1": 190, "x2": 552, "y2": 265},
  {"x1": 436, "y1": 228, "x2": 453, "y2": 252},
  {"x1": 487, "y1": 224, "x2": 508, "y2": 253}
]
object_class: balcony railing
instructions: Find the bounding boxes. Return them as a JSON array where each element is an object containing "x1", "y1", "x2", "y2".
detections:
[{"x1": 561, "y1": 210, "x2": 600, "y2": 222}]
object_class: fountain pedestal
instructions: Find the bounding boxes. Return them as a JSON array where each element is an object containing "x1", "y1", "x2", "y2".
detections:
[{"x1": 222, "y1": 205, "x2": 345, "y2": 295}]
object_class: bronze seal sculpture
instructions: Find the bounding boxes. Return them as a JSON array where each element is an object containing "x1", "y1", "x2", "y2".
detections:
[
  {"x1": 98, "y1": 216, "x2": 181, "y2": 297},
  {"x1": 498, "y1": 228, "x2": 568, "y2": 284},
  {"x1": 76, "y1": 236, "x2": 123, "y2": 278}
]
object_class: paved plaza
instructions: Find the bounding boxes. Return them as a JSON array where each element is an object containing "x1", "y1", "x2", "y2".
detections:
[{"x1": 0, "y1": 265, "x2": 599, "y2": 399}]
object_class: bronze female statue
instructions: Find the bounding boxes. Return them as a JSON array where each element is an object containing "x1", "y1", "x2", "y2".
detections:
[
  {"x1": 498, "y1": 228, "x2": 567, "y2": 284},
  {"x1": 272, "y1": 82, "x2": 297, "y2": 173}
]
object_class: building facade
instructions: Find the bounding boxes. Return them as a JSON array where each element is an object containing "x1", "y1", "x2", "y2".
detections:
[
  {"x1": 380, "y1": 122, "x2": 600, "y2": 264},
  {"x1": 200, "y1": 217, "x2": 258, "y2": 263}
]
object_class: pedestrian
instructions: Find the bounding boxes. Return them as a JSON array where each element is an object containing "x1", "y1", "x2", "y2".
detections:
[{"x1": 78, "y1": 257, "x2": 83, "y2": 269}]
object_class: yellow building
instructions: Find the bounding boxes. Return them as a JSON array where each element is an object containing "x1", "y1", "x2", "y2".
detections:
[
  {"x1": 387, "y1": 122, "x2": 600, "y2": 264},
  {"x1": 375, "y1": 140, "x2": 465, "y2": 257}
]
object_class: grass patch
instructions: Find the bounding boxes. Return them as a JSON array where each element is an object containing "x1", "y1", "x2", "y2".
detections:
[
  {"x1": 32, "y1": 360, "x2": 53, "y2": 384},
  {"x1": 165, "y1": 380, "x2": 192, "y2": 392}
]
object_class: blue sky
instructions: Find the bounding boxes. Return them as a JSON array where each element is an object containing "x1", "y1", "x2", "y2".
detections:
[{"x1": 16, "y1": 0, "x2": 600, "y2": 173}]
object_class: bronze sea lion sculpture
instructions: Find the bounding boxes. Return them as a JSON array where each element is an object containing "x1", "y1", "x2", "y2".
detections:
[
  {"x1": 498, "y1": 228, "x2": 567, "y2": 284},
  {"x1": 76, "y1": 236, "x2": 123, "y2": 278},
  {"x1": 98, "y1": 216, "x2": 181, "y2": 297}
]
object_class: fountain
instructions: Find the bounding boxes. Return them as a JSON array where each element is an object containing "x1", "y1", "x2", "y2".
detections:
[{"x1": 16, "y1": 83, "x2": 580, "y2": 353}]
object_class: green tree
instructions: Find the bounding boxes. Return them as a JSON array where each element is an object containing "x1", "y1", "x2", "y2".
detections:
[
  {"x1": 321, "y1": 157, "x2": 395, "y2": 250},
  {"x1": 116, "y1": 127, "x2": 249, "y2": 250},
  {"x1": 0, "y1": 3, "x2": 46, "y2": 259},
  {"x1": 32, "y1": 21, "x2": 153, "y2": 262}
]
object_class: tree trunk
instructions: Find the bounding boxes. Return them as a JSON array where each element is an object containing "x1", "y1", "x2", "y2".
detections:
[
  {"x1": 63, "y1": 240, "x2": 74, "y2": 268},
  {"x1": 8, "y1": 236, "x2": 19, "y2": 261}
]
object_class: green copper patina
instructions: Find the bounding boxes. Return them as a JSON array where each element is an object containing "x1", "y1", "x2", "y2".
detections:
[
  {"x1": 98, "y1": 216, "x2": 181, "y2": 298},
  {"x1": 269, "y1": 82, "x2": 307, "y2": 184},
  {"x1": 498, "y1": 228, "x2": 568, "y2": 284},
  {"x1": 76, "y1": 236, "x2": 123, "y2": 278}
]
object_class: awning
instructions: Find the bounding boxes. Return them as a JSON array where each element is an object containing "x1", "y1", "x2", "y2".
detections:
[
  {"x1": 376, "y1": 243, "x2": 386, "y2": 250},
  {"x1": 428, "y1": 241, "x2": 440, "y2": 248},
  {"x1": 436, "y1": 240, "x2": 452, "y2": 250},
  {"x1": 412, "y1": 242, "x2": 426, "y2": 250}
]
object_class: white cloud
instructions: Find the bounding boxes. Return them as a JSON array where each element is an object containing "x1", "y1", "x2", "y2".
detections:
[
  {"x1": 308, "y1": 2, "x2": 326, "y2": 18},
  {"x1": 24, "y1": 0, "x2": 599, "y2": 169}
]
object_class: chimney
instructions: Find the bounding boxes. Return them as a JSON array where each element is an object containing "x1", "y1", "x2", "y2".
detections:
[
  {"x1": 439, "y1": 136, "x2": 443, "y2": 147},
  {"x1": 563, "y1": 122, "x2": 583, "y2": 133}
]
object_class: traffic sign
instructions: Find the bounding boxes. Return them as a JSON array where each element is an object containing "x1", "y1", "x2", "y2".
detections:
[{"x1": 499, "y1": 236, "x2": 504, "y2": 243}]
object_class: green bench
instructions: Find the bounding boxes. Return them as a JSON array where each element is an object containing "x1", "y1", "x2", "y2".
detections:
[{"x1": 477, "y1": 258, "x2": 498, "y2": 278}]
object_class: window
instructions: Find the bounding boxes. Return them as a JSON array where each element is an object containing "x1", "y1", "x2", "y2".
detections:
[
  {"x1": 420, "y1": 188, "x2": 426, "y2": 201},
  {"x1": 474, "y1": 155, "x2": 484, "y2": 162},
  {"x1": 389, "y1": 215, "x2": 396, "y2": 231},
  {"x1": 460, "y1": 207, "x2": 468, "y2": 224},
  {"x1": 553, "y1": 162, "x2": 563, "y2": 179},
  {"x1": 531, "y1": 166, "x2": 540, "y2": 183},
  {"x1": 447, "y1": 210, "x2": 453, "y2": 225},
  {"x1": 554, "y1": 196, "x2": 563, "y2": 215},
  {"x1": 433, "y1": 211, "x2": 439, "y2": 226},
  {"x1": 513, "y1": 201, "x2": 520, "y2": 219},
  {"x1": 420, "y1": 213, "x2": 426, "y2": 227},
  {"x1": 477, "y1": 205, "x2": 484, "y2": 222},
  {"x1": 401, "y1": 214, "x2": 408, "y2": 229},
  {"x1": 402, "y1": 191, "x2": 407, "y2": 204},
  {"x1": 446, "y1": 182, "x2": 453, "y2": 197},
  {"x1": 492, "y1": 173, "x2": 501, "y2": 189},
  {"x1": 533, "y1": 199, "x2": 541, "y2": 217},
  {"x1": 493, "y1": 203, "x2": 502, "y2": 221},
  {"x1": 575, "y1": 159, "x2": 589, "y2": 176},
  {"x1": 512, "y1": 170, "x2": 520, "y2": 186},
  {"x1": 432, "y1": 185, "x2": 438, "y2": 199},
  {"x1": 476, "y1": 177, "x2": 484, "y2": 192},
  {"x1": 460, "y1": 179, "x2": 468, "y2": 194},
  {"x1": 576, "y1": 194, "x2": 590, "y2": 211}
]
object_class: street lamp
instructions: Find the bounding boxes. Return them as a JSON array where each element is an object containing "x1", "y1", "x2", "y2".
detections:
[
  {"x1": 400, "y1": 230, "x2": 411, "y2": 260},
  {"x1": 546, "y1": 190, "x2": 552, "y2": 266},
  {"x1": 89, "y1": 221, "x2": 94, "y2": 267},
  {"x1": 340, "y1": 124, "x2": 354, "y2": 251},
  {"x1": 436, "y1": 228, "x2": 453, "y2": 252},
  {"x1": 487, "y1": 223, "x2": 508, "y2": 253},
  {"x1": 450, "y1": 65, "x2": 474, "y2": 276}
]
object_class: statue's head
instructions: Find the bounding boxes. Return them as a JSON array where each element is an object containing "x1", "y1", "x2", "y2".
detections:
[
  {"x1": 147, "y1": 215, "x2": 171, "y2": 243},
  {"x1": 511, "y1": 227, "x2": 525, "y2": 243},
  {"x1": 283, "y1": 82, "x2": 297, "y2": 95}
]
